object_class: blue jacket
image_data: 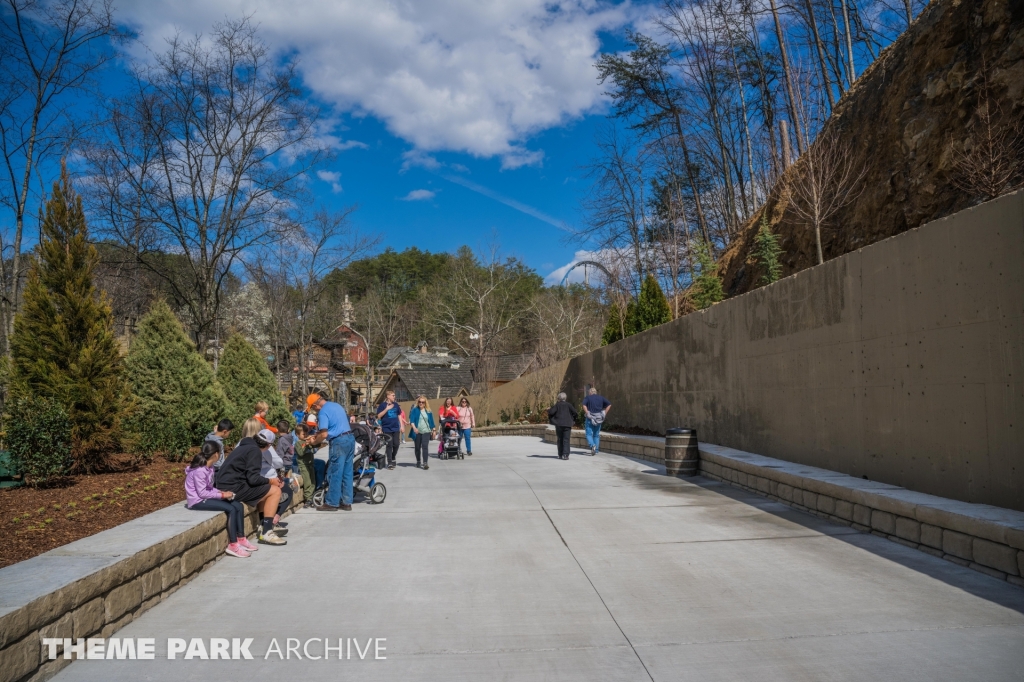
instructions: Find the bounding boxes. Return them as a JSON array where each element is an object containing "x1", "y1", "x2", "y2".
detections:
[{"x1": 409, "y1": 407, "x2": 435, "y2": 433}]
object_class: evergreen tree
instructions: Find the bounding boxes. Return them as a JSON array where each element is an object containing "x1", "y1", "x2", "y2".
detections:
[
  {"x1": 626, "y1": 274, "x2": 672, "y2": 335},
  {"x1": 217, "y1": 333, "x2": 290, "y2": 430},
  {"x1": 601, "y1": 302, "x2": 625, "y2": 346},
  {"x1": 752, "y1": 216, "x2": 783, "y2": 285},
  {"x1": 9, "y1": 164, "x2": 126, "y2": 472},
  {"x1": 123, "y1": 300, "x2": 228, "y2": 459},
  {"x1": 692, "y1": 239, "x2": 725, "y2": 310}
]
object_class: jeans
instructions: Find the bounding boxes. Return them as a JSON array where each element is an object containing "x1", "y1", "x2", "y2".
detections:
[
  {"x1": 555, "y1": 426, "x2": 572, "y2": 458},
  {"x1": 189, "y1": 498, "x2": 245, "y2": 543},
  {"x1": 459, "y1": 427, "x2": 472, "y2": 453},
  {"x1": 383, "y1": 430, "x2": 400, "y2": 465},
  {"x1": 414, "y1": 432, "x2": 431, "y2": 464},
  {"x1": 585, "y1": 420, "x2": 603, "y2": 451},
  {"x1": 325, "y1": 432, "x2": 355, "y2": 507},
  {"x1": 314, "y1": 458, "x2": 326, "y2": 490}
]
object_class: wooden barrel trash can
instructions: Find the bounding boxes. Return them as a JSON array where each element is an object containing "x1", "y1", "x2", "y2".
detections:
[{"x1": 665, "y1": 428, "x2": 698, "y2": 477}]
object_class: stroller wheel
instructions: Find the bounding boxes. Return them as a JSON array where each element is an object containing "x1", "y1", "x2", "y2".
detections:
[
  {"x1": 370, "y1": 482, "x2": 386, "y2": 504},
  {"x1": 311, "y1": 489, "x2": 325, "y2": 508}
]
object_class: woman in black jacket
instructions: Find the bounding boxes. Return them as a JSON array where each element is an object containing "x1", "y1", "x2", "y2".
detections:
[
  {"x1": 547, "y1": 392, "x2": 578, "y2": 460},
  {"x1": 216, "y1": 435, "x2": 286, "y2": 545}
]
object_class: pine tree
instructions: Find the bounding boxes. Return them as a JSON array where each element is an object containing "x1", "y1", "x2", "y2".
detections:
[
  {"x1": 692, "y1": 239, "x2": 725, "y2": 310},
  {"x1": 9, "y1": 164, "x2": 127, "y2": 472},
  {"x1": 217, "y1": 333, "x2": 290, "y2": 431},
  {"x1": 123, "y1": 300, "x2": 228, "y2": 459},
  {"x1": 752, "y1": 216, "x2": 783, "y2": 285},
  {"x1": 626, "y1": 274, "x2": 672, "y2": 335}
]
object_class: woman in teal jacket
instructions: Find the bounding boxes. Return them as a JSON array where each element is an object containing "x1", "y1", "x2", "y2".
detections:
[{"x1": 409, "y1": 396, "x2": 436, "y2": 470}]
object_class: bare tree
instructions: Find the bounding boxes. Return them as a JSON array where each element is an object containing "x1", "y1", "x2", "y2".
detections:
[
  {"x1": 428, "y1": 245, "x2": 539, "y2": 360},
  {"x1": 85, "y1": 18, "x2": 328, "y2": 350},
  {"x1": 534, "y1": 284, "x2": 605, "y2": 366},
  {"x1": 579, "y1": 128, "x2": 654, "y2": 294},
  {"x1": 949, "y1": 67, "x2": 1024, "y2": 202},
  {"x1": 360, "y1": 281, "x2": 415, "y2": 359},
  {"x1": 249, "y1": 206, "x2": 374, "y2": 394},
  {"x1": 785, "y1": 127, "x2": 865, "y2": 264},
  {"x1": 0, "y1": 0, "x2": 123, "y2": 351}
]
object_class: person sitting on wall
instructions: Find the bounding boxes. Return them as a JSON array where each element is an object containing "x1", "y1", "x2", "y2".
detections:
[{"x1": 216, "y1": 422, "x2": 287, "y2": 546}]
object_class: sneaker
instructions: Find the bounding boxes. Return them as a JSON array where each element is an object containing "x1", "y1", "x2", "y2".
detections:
[
  {"x1": 387, "y1": 464, "x2": 396, "y2": 470},
  {"x1": 423, "y1": 463, "x2": 429, "y2": 470},
  {"x1": 272, "y1": 525, "x2": 289, "y2": 536},
  {"x1": 258, "y1": 530, "x2": 287, "y2": 545},
  {"x1": 225, "y1": 543, "x2": 250, "y2": 558},
  {"x1": 317, "y1": 504, "x2": 339, "y2": 512},
  {"x1": 275, "y1": 520, "x2": 288, "y2": 528},
  {"x1": 340, "y1": 504, "x2": 352, "y2": 511},
  {"x1": 467, "y1": 452, "x2": 472, "y2": 456},
  {"x1": 238, "y1": 537, "x2": 258, "y2": 552}
]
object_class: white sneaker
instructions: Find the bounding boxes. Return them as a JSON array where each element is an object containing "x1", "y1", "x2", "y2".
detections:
[{"x1": 258, "y1": 530, "x2": 287, "y2": 546}]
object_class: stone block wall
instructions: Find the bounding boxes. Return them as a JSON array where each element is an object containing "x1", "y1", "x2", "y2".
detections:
[
  {"x1": 0, "y1": 495, "x2": 300, "y2": 682},
  {"x1": 698, "y1": 445, "x2": 1024, "y2": 588}
]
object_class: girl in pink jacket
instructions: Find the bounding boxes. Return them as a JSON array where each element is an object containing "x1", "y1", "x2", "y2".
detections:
[{"x1": 185, "y1": 442, "x2": 256, "y2": 558}]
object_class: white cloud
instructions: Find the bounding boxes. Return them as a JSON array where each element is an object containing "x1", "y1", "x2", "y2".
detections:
[
  {"x1": 316, "y1": 170, "x2": 343, "y2": 193},
  {"x1": 400, "y1": 150, "x2": 443, "y2": 173},
  {"x1": 401, "y1": 189, "x2": 436, "y2": 201},
  {"x1": 116, "y1": 1, "x2": 633, "y2": 167}
]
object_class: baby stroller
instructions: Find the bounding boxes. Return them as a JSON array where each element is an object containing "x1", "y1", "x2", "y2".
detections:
[
  {"x1": 311, "y1": 423, "x2": 387, "y2": 506},
  {"x1": 438, "y1": 415, "x2": 463, "y2": 460}
]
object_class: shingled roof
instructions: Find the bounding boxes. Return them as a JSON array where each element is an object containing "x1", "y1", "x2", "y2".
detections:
[
  {"x1": 377, "y1": 346, "x2": 466, "y2": 370},
  {"x1": 376, "y1": 368, "x2": 473, "y2": 403},
  {"x1": 491, "y1": 353, "x2": 537, "y2": 382}
]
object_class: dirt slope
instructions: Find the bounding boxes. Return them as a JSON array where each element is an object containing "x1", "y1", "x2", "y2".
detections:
[{"x1": 721, "y1": 0, "x2": 1024, "y2": 295}]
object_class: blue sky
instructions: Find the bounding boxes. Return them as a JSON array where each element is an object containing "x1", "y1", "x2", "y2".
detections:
[
  {"x1": 312, "y1": 110, "x2": 611, "y2": 283},
  {"x1": 106, "y1": 0, "x2": 647, "y2": 285}
]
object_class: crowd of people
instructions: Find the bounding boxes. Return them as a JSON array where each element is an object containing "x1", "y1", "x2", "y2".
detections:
[
  {"x1": 183, "y1": 387, "x2": 608, "y2": 557},
  {"x1": 182, "y1": 390, "x2": 479, "y2": 558}
]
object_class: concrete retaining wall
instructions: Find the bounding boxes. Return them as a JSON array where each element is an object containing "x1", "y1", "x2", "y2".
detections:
[
  {"x1": 480, "y1": 190, "x2": 1024, "y2": 511},
  {"x1": 0, "y1": 495, "x2": 300, "y2": 682}
]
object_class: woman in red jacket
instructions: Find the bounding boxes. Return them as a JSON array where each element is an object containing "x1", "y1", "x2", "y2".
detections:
[{"x1": 438, "y1": 397, "x2": 459, "y2": 421}]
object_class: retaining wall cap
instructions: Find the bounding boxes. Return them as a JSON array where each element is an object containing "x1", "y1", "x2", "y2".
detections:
[
  {"x1": 0, "y1": 503, "x2": 224, "y2": 647},
  {"x1": 699, "y1": 442, "x2": 1024, "y2": 547}
]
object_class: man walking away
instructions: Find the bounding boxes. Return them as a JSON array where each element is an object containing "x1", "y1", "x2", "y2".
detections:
[
  {"x1": 376, "y1": 390, "x2": 402, "y2": 470},
  {"x1": 305, "y1": 393, "x2": 355, "y2": 511},
  {"x1": 582, "y1": 387, "x2": 611, "y2": 455},
  {"x1": 547, "y1": 392, "x2": 578, "y2": 460}
]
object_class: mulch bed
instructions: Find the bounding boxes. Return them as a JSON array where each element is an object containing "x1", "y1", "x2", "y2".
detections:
[{"x1": 0, "y1": 459, "x2": 188, "y2": 569}]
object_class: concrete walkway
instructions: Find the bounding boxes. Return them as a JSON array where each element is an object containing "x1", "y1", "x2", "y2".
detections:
[{"x1": 53, "y1": 436, "x2": 1024, "y2": 681}]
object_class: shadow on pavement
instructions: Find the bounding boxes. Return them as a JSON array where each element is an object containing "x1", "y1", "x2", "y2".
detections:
[{"x1": 612, "y1": 459, "x2": 1024, "y2": 616}]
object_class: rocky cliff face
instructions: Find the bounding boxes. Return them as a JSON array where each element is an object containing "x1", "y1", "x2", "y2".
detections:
[{"x1": 720, "y1": 0, "x2": 1024, "y2": 296}]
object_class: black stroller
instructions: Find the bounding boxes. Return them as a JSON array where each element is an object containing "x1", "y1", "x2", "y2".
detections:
[
  {"x1": 311, "y1": 423, "x2": 387, "y2": 506},
  {"x1": 438, "y1": 415, "x2": 463, "y2": 460}
]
